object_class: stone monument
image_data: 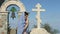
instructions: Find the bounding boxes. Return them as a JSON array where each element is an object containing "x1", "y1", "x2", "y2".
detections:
[
  {"x1": 30, "y1": 3, "x2": 50, "y2": 34},
  {"x1": 0, "y1": 0, "x2": 50, "y2": 34},
  {"x1": 0, "y1": 0, "x2": 26, "y2": 34}
]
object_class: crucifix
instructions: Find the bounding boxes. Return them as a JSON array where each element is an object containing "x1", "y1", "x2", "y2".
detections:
[{"x1": 32, "y1": 3, "x2": 45, "y2": 29}]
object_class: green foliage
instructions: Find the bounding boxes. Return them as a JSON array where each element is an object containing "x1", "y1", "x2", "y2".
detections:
[
  {"x1": 34, "y1": 25, "x2": 37, "y2": 28},
  {"x1": 33, "y1": 23, "x2": 59, "y2": 34},
  {"x1": 42, "y1": 23, "x2": 51, "y2": 33},
  {"x1": 0, "y1": 0, "x2": 5, "y2": 7},
  {"x1": 42, "y1": 23, "x2": 59, "y2": 34}
]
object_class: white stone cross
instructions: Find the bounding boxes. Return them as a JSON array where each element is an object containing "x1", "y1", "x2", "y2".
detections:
[{"x1": 32, "y1": 3, "x2": 45, "y2": 29}]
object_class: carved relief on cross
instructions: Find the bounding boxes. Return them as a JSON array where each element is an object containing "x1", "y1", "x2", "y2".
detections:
[{"x1": 32, "y1": 3, "x2": 45, "y2": 29}]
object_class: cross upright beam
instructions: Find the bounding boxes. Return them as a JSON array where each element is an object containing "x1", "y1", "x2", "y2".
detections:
[{"x1": 32, "y1": 3, "x2": 45, "y2": 29}]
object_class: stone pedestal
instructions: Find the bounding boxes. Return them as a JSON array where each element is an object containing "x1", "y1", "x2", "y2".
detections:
[
  {"x1": 10, "y1": 29, "x2": 16, "y2": 34},
  {"x1": 30, "y1": 28, "x2": 50, "y2": 34}
]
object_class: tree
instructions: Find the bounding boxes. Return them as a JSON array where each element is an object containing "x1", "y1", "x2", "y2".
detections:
[
  {"x1": 33, "y1": 25, "x2": 37, "y2": 28},
  {"x1": 42, "y1": 23, "x2": 59, "y2": 34},
  {"x1": 0, "y1": 0, "x2": 5, "y2": 7},
  {"x1": 33, "y1": 23, "x2": 59, "y2": 34},
  {"x1": 42, "y1": 23, "x2": 51, "y2": 33}
]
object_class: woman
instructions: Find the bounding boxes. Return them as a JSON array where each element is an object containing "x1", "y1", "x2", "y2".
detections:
[{"x1": 22, "y1": 12, "x2": 29, "y2": 34}]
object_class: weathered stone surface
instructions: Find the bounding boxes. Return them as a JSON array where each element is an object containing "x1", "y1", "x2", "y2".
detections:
[
  {"x1": 30, "y1": 28, "x2": 50, "y2": 34},
  {"x1": 10, "y1": 29, "x2": 16, "y2": 34},
  {"x1": 0, "y1": 0, "x2": 26, "y2": 12},
  {"x1": 0, "y1": 0, "x2": 26, "y2": 34}
]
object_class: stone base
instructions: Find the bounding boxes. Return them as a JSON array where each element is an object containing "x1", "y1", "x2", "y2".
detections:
[
  {"x1": 0, "y1": 29, "x2": 7, "y2": 34},
  {"x1": 10, "y1": 29, "x2": 16, "y2": 34},
  {"x1": 30, "y1": 28, "x2": 50, "y2": 34}
]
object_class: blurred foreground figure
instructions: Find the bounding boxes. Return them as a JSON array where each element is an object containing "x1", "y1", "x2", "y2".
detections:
[
  {"x1": 22, "y1": 12, "x2": 29, "y2": 34},
  {"x1": 17, "y1": 12, "x2": 29, "y2": 34}
]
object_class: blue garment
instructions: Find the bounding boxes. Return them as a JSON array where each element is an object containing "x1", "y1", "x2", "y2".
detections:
[{"x1": 17, "y1": 12, "x2": 25, "y2": 34}]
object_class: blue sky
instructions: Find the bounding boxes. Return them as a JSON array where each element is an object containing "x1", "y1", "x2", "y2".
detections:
[
  {"x1": 8, "y1": 0, "x2": 60, "y2": 33},
  {"x1": 20, "y1": 0, "x2": 60, "y2": 32}
]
